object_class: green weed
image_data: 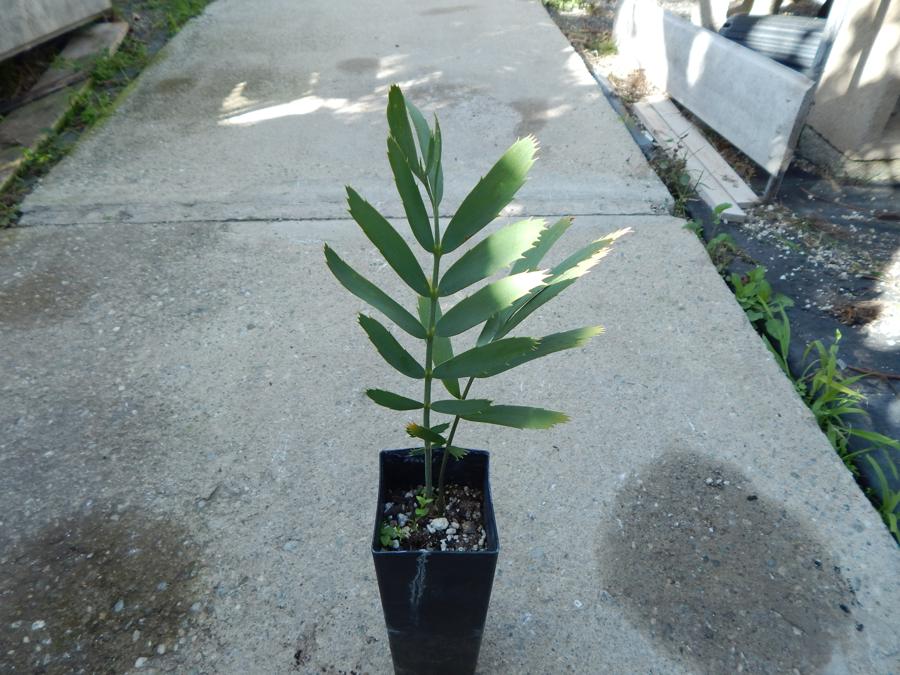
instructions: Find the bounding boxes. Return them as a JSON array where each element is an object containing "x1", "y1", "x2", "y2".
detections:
[
  {"x1": 684, "y1": 202, "x2": 730, "y2": 238},
  {"x1": 543, "y1": 0, "x2": 590, "y2": 11},
  {"x1": 729, "y1": 266, "x2": 794, "y2": 375},
  {"x1": 685, "y1": 205, "x2": 751, "y2": 271},
  {"x1": 0, "y1": 190, "x2": 21, "y2": 225},
  {"x1": 150, "y1": 0, "x2": 208, "y2": 34},
  {"x1": 683, "y1": 219, "x2": 703, "y2": 236},
  {"x1": 91, "y1": 40, "x2": 149, "y2": 84},
  {"x1": 379, "y1": 521, "x2": 411, "y2": 548},
  {"x1": 728, "y1": 266, "x2": 791, "y2": 321},
  {"x1": 866, "y1": 456, "x2": 900, "y2": 540},
  {"x1": 706, "y1": 232, "x2": 740, "y2": 271},
  {"x1": 799, "y1": 332, "x2": 900, "y2": 470},
  {"x1": 798, "y1": 331, "x2": 867, "y2": 460},
  {"x1": 725, "y1": 263, "x2": 900, "y2": 541},
  {"x1": 652, "y1": 146, "x2": 699, "y2": 217},
  {"x1": 586, "y1": 37, "x2": 617, "y2": 56}
]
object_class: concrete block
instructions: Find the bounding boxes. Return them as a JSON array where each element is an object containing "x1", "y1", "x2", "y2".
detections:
[
  {"x1": 808, "y1": 0, "x2": 900, "y2": 160},
  {"x1": 0, "y1": 0, "x2": 111, "y2": 61},
  {"x1": 798, "y1": 124, "x2": 900, "y2": 184},
  {"x1": 615, "y1": 0, "x2": 815, "y2": 175},
  {"x1": 692, "y1": 0, "x2": 730, "y2": 30}
]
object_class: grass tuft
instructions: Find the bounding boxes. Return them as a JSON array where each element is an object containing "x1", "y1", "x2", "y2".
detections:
[{"x1": 586, "y1": 36, "x2": 617, "y2": 57}]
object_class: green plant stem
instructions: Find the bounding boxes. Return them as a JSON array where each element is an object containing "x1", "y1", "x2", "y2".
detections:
[
  {"x1": 422, "y1": 187, "x2": 442, "y2": 500},
  {"x1": 436, "y1": 377, "x2": 475, "y2": 512}
]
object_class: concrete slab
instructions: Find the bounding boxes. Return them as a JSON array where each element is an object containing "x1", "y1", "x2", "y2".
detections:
[
  {"x1": 3, "y1": 0, "x2": 898, "y2": 673},
  {"x1": 0, "y1": 0, "x2": 111, "y2": 61},
  {"x1": 19, "y1": 0, "x2": 669, "y2": 226},
  {"x1": 615, "y1": 0, "x2": 815, "y2": 176},
  {"x1": 1, "y1": 215, "x2": 898, "y2": 673}
]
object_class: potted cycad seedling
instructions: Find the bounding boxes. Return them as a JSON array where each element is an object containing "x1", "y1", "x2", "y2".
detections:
[{"x1": 325, "y1": 86, "x2": 626, "y2": 674}]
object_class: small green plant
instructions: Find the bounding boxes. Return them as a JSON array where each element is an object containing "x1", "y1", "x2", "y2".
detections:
[
  {"x1": 414, "y1": 493, "x2": 434, "y2": 520},
  {"x1": 543, "y1": 0, "x2": 590, "y2": 11},
  {"x1": 325, "y1": 86, "x2": 624, "y2": 511},
  {"x1": 798, "y1": 332, "x2": 900, "y2": 468},
  {"x1": 149, "y1": 0, "x2": 209, "y2": 34},
  {"x1": 798, "y1": 330, "x2": 865, "y2": 454},
  {"x1": 379, "y1": 522, "x2": 411, "y2": 548},
  {"x1": 683, "y1": 219, "x2": 703, "y2": 236},
  {"x1": 706, "y1": 232, "x2": 739, "y2": 271},
  {"x1": 71, "y1": 89, "x2": 114, "y2": 127},
  {"x1": 866, "y1": 456, "x2": 899, "y2": 540},
  {"x1": 91, "y1": 40, "x2": 150, "y2": 84},
  {"x1": 586, "y1": 37, "x2": 617, "y2": 57},
  {"x1": 729, "y1": 266, "x2": 794, "y2": 376},
  {"x1": 699, "y1": 204, "x2": 749, "y2": 271},
  {"x1": 684, "y1": 202, "x2": 730, "y2": 238},
  {"x1": 652, "y1": 145, "x2": 699, "y2": 217}
]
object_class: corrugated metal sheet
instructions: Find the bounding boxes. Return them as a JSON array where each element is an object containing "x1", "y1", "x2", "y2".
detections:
[{"x1": 719, "y1": 14, "x2": 826, "y2": 77}]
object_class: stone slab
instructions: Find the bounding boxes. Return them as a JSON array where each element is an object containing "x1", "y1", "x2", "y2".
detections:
[
  {"x1": 19, "y1": 0, "x2": 670, "y2": 226},
  {"x1": 615, "y1": 0, "x2": 815, "y2": 176},
  {"x1": 0, "y1": 0, "x2": 111, "y2": 61},
  {"x1": 1, "y1": 215, "x2": 897, "y2": 673}
]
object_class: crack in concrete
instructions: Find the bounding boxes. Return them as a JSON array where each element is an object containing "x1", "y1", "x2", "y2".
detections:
[{"x1": 14, "y1": 210, "x2": 672, "y2": 229}]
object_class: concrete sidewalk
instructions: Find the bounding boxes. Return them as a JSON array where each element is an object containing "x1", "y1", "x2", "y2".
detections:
[
  {"x1": 2, "y1": 1, "x2": 897, "y2": 674},
  {"x1": 17, "y1": 0, "x2": 667, "y2": 225}
]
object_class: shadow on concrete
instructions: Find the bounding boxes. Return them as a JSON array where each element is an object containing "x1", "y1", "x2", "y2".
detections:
[{"x1": 599, "y1": 450, "x2": 859, "y2": 673}]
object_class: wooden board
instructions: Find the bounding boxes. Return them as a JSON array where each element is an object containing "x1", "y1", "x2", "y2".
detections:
[
  {"x1": 34, "y1": 21, "x2": 128, "y2": 91},
  {"x1": 633, "y1": 99, "x2": 748, "y2": 222},
  {"x1": 650, "y1": 98, "x2": 759, "y2": 207},
  {"x1": 0, "y1": 0, "x2": 112, "y2": 61}
]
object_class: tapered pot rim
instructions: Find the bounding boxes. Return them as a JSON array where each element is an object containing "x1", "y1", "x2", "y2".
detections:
[{"x1": 371, "y1": 447, "x2": 500, "y2": 556}]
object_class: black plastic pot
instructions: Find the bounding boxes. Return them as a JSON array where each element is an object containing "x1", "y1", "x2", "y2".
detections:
[{"x1": 372, "y1": 448, "x2": 500, "y2": 675}]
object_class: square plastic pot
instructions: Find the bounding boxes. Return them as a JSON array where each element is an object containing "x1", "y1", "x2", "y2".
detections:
[{"x1": 371, "y1": 448, "x2": 500, "y2": 675}]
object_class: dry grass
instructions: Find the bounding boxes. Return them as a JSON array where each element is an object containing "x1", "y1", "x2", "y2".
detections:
[{"x1": 607, "y1": 68, "x2": 651, "y2": 104}]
